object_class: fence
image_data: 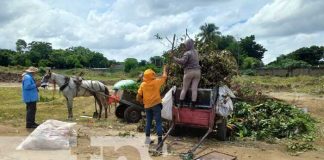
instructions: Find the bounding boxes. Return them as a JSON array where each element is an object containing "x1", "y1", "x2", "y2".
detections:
[{"x1": 255, "y1": 67, "x2": 324, "y2": 76}]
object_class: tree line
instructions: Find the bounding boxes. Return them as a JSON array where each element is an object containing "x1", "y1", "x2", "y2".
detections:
[{"x1": 0, "y1": 39, "x2": 116, "y2": 69}]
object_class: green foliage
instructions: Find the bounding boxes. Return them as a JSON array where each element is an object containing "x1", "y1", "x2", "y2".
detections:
[
  {"x1": 139, "y1": 60, "x2": 147, "y2": 66},
  {"x1": 0, "y1": 49, "x2": 16, "y2": 66},
  {"x1": 267, "y1": 46, "x2": 324, "y2": 67},
  {"x1": 0, "y1": 40, "x2": 113, "y2": 69},
  {"x1": 239, "y1": 35, "x2": 267, "y2": 60},
  {"x1": 240, "y1": 69, "x2": 256, "y2": 76},
  {"x1": 124, "y1": 58, "x2": 138, "y2": 73},
  {"x1": 16, "y1": 39, "x2": 27, "y2": 53},
  {"x1": 242, "y1": 57, "x2": 263, "y2": 69},
  {"x1": 149, "y1": 56, "x2": 163, "y2": 67},
  {"x1": 120, "y1": 83, "x2": 140, "y2": 93},
  {"x1": 287, "y1": 141, "x2": 315, "y2": 153},
  {"x1": 229, "y1": 100, "x2": 316, "y2": 140},
  {"x1": 165, "y1": 46, "x2": 238, "y2": 88},
  {"x1": 38, "y1": 67, "x2": 46, "y2": 76},
  {"x1": 39, "y1": 95, "x2": 55, "y2": 102},
  {"x1": 267, "y1": 58, "x2": 311, "y2": 69}
]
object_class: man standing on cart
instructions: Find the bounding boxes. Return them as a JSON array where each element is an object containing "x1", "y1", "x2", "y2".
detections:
[
  {"x1": 136, "y1": 66, "x2": 167, "y2": 146},
  {"x1": 173, "y1": 39, "x2": 201, "y2": 108}
]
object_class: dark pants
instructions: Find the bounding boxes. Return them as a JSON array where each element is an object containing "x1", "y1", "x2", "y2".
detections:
[
  {"x1": 26, "y1": 102, "x2": 37, "y2": 127},
  {"x1": 145, "y1": 104, "x2": 162, "y2": 138}
]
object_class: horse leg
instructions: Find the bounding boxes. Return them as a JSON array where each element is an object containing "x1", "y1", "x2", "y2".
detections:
[
  {"x1": 66, "y1": 97, "x2": 73, "y2": 121},
  {"x1": 94, "y1": 94, "x2": 103, "y2": 120},
  {"x1": 102, "y1": 96, "x2": 108, "y2": 119}
]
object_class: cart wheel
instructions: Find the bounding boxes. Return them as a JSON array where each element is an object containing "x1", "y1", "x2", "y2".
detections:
[
  {"x1": 115, "y1": 104, "x2": 127, "y2": 119},
  {"x1": 124, "y1": 106, "x2": 142, "y2": 123},
  {"x1": 216, "y1": 118, "x2": 227, "y2": 141}
]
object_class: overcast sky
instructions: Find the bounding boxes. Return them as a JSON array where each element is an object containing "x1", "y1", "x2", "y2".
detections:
[{"x1": 1, "y1": 0, "x2": 323, "y2": 64}]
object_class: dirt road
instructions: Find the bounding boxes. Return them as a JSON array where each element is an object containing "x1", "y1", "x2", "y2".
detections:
[{"x1": 0, "y1": 81, "x2": 323, "y2": 160}]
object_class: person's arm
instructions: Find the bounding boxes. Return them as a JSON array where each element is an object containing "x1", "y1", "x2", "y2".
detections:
[
  {"x1": 156, "y1": 65, "x2": 168, "y2": 85},
  {"x1": 23, "y1": 76, "x2": 37, "y2": 90},
  {"x1": 136, "y1": 84, "x2": 144, "y2": 104},
  {"x1": 173, "y1": 52, "x2": 189, "y2": 65}
]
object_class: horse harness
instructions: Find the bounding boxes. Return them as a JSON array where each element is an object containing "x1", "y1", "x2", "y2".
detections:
[{"x1": 59, "y1": 76, "x2": 71, "y2": 91}]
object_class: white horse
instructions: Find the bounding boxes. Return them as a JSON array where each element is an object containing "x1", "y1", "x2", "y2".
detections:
[{"x1": 41, "y1": 70, "x2": 109, "y2": 120}]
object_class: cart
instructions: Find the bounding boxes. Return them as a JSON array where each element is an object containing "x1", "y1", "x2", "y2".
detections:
[
  {"x1": 156, "y1": 87, "x2": 227, "y2": 156},
  {"x1": 115, "y1": 90, "x2": 144, "y2": 123}
]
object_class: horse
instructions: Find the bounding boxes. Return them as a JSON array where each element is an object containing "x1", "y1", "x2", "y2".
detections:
[{"x1": 41, "y1": 70, "x2": 109, "y2": 120}]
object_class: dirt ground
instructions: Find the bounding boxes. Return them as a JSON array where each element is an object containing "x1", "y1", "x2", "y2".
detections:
[{"x1": 0, "y1": 82, "x2": 323, "y2": 160}]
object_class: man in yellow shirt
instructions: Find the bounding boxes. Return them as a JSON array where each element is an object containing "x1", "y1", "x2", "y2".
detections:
[{"x1": 137, "y1": 66, "x2": 167, "y2": 145}]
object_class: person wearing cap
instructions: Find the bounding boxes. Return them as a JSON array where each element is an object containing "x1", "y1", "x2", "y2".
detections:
[
  {"x1": 22, "y1": 66, "x2": 41, "y2": 128},
  {"x1": 136, "y1": 66, "x2": 167, "y2": 146},
  {"x1": 173, "y1": 39, "x2": 201, "y2": 108}
]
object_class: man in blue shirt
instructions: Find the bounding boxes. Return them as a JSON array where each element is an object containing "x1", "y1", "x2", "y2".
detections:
[{"x1": 22, "y1": 67, "x2": 41, "y2": 128}]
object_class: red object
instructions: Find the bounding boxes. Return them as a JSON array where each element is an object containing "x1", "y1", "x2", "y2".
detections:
[
  {"x1": 107, "y1": 95, "x2": 120, "y2": 105},
  {"x1": 172, "y1": 107, "x2": 215, "y2": 128}
]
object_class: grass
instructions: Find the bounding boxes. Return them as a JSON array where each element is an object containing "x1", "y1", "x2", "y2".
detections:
[
  {"x1": 233, "y1": 75, "x2": 324, "y2": 95},
  {"x1": 0, "y1": 87, "x2": 124, "y2": 128}
]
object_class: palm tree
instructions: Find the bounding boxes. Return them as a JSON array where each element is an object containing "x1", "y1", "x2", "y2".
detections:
[{"x1": 197, "y1": 23, "x2": 221, "y2": 43}]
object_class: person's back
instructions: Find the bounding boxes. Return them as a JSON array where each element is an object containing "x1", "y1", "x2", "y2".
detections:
[
  {"x1": 136, "y1": 66, "x2": 167, "y2": 147},
  {"x1": 138, "y1": 71, "x2": 166, "y2": 108}
]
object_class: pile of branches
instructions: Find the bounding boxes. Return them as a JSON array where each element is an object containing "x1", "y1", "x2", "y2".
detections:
[
  {"x1": 164, "y1": 47, "x2": 238, "y2": 88},
  {"x1": 229, "y1": 100, "x2": 316, "y2": 140}
]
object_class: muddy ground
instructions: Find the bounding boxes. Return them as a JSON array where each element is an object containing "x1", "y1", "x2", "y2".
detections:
[{"x1": 0, "y1": 83, "x2": 323, "y2": 160}]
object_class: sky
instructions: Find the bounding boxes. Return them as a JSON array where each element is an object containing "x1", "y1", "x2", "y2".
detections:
[{"x1": 0, "y1": 0, "x2": 323, "y2": 64}]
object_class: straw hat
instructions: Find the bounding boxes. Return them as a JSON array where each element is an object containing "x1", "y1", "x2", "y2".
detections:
[{"x1": 25, "y1": 66, "x2": 39, "y2": 73}]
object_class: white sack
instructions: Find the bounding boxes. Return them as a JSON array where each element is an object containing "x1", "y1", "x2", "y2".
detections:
[
  {"x1": 216, "y1": 85, "x2": 236, "y2": 117},
  {"x1": 16, "y1": 119, "x2": 77, "y2": 150},
  {"x1": 161, "y1": 86, "x2": 176, "y2": 121}
]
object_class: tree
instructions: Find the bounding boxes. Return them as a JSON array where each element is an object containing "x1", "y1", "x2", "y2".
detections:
[
  {"x1": 286, "y1": 46, "x2": 323, "y2": 65},
  {"x1": 197, "y1": 23, "x2": 221, "y2": 43},
  {"x1": 139, "y1": 60, "x2": 147, "y2": 66},
  {"x1": 124, "y1": 58, "x2": 138, "y2": 73},
  {"x1": 267, "y1": 45, "x2": 324, "y2": 67},
  {"x1": 242, "y1": 57, "x2": 263, "y2": 69},
  {"x1": 267, "y1": 58, "x2": 311, "y2": 69},
  {"x1": 149, "y1": 56, "x2": 163, "y2": 67},
  {"x1": 218, "y1": 35, "x2": 235, "y2": 50},
  {"x1": 16, "y1": 39, "x2": 27, "y2": 53},
  {"x1": 0, "y1": 49, "x2": 16, "y2": 66},
  {"x1": 27, "y1": 41, "x2": 52, "y2": 66},
  {"x1": 239, "y1": 35, "x2": 267, "y2": 60}
]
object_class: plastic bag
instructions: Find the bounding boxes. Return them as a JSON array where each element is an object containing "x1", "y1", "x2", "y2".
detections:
[
  {"x1": 216, "y1": 85, "x2": 236, "y2": 117},
  {"x1": 113, "y1": 80, "x2": 135, "y2": 90},
  {"x1": 16, "y1": 119, "x2": 77, "y2": 150},
  {"x1": 161, "y1": 86, "x2": 176, "y2": 121}
]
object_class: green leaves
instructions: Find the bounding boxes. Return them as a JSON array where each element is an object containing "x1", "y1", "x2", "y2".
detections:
[{"x1": 229, "y1": 100, "x2": 316, "y2": 140}]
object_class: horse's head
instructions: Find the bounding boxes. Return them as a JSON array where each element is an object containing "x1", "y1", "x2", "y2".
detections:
[{"x1": 40, "y1": 69, "x2": 53, "y2": 88}]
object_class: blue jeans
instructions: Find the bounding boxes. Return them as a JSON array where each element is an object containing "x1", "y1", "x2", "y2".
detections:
[{"x1": 145, "y1": 104, "x2": 162, "y2": 137}]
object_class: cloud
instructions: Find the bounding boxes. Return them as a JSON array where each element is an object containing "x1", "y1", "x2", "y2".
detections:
[
  {"x1": 229, "y1": 0, "x2": 324, "y2": 38},
  {"x1": 0, "y1": 0, "x2": 323, "y2": 64},
  {"x1": 225, "y1": 0, "x2": 324, "y2": 63}
]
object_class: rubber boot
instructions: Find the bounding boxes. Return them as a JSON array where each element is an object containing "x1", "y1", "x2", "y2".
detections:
[
  {"x1": 191, "y1": 101, "x2": 196, "y2": 109},
  {"x1": 179, "y1": 100, "x2": 184, "y2": 108}
]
